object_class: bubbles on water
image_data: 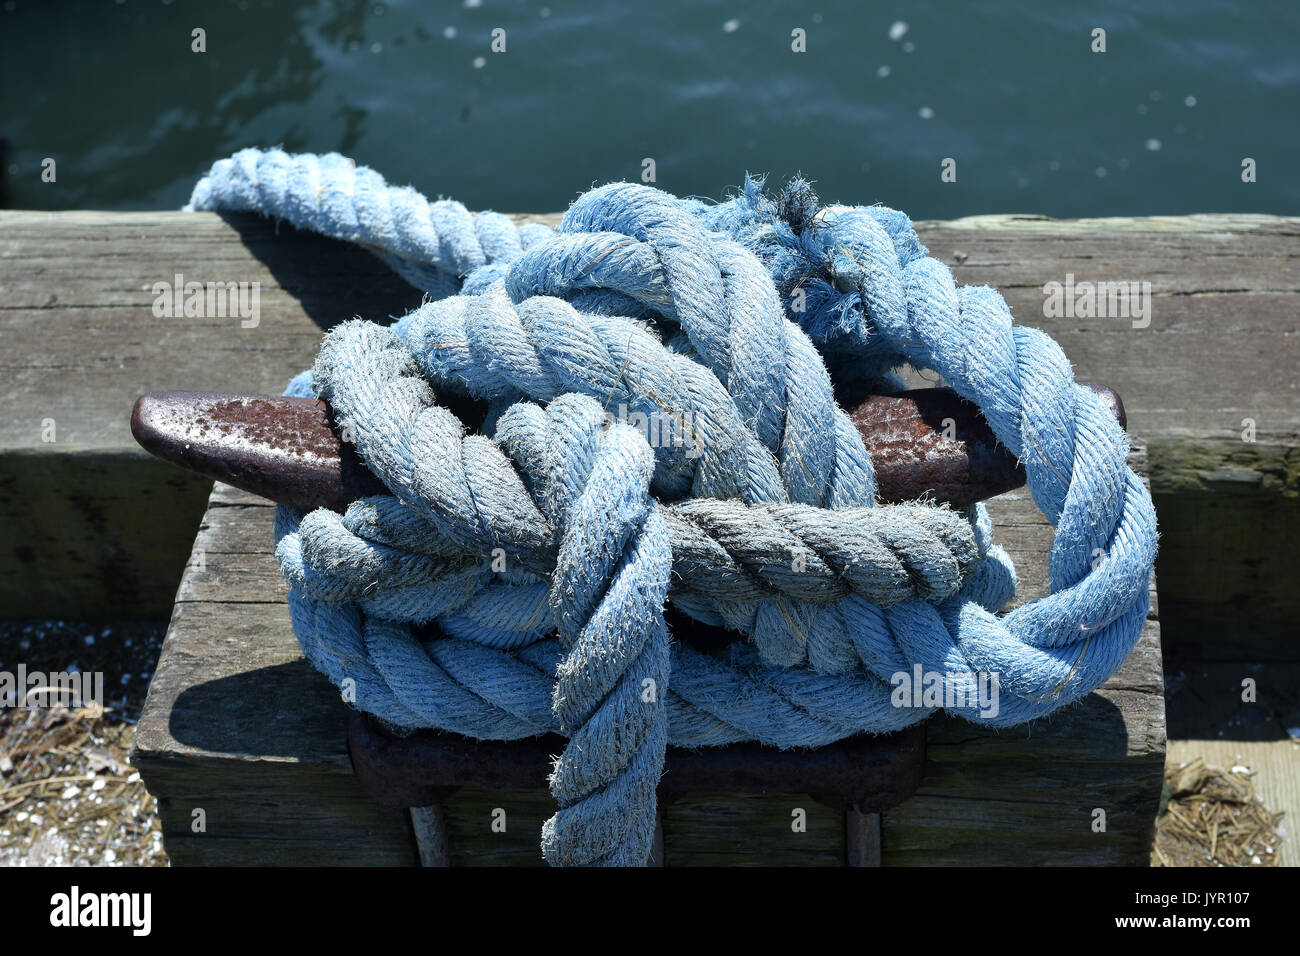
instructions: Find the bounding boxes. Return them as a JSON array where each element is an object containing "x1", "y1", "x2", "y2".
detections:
[
  {"x1": 877, "y1": 65, "x2": 891, "y2": 78},
  {"x1": 1145, "y1": 138, "x2": 1162, "y2": 151},
  {"x1": 1095, "y1": 166, "x2": 1108, "y2": 178},
  {"x1": 919, "y1": 106, "x2": 934, "y2": 119},
  {"x1": 443, "y1": 26, "x2": 457, "y2": 39},
  {"x1": 889, "y1": 21, "x2": 908, "y2": 41},
  {"x1": 473, "y1": 56, "x2": 486, "y2": 69},
  {"x1": 723, "y1": 18, "x2": 740, "y2": 33},
  {"x1": 1184, "y1": 95, "x2": 1197, "y2": 107}
]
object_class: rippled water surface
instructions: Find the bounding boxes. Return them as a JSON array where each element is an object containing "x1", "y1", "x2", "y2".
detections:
[{"x1": 2, "y1": 0, "x2": 1297, "y2": 217}]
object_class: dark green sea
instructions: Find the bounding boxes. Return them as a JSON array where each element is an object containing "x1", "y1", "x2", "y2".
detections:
[{"x1": 2, "y1": 0, "x2": 1297, "y2": 217}]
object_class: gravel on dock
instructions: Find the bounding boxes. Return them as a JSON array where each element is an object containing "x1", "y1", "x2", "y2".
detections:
[{"x1": 0, "y1": 619, "x2": 167, "y2": 866}]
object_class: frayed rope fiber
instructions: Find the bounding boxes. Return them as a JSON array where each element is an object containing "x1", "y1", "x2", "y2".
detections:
[{"x1": 186, "y1": 148, "x2": 1158, "y2": 866}]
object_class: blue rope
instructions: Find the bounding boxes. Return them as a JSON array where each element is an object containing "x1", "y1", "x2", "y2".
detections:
[{"x1": 189, "y1": 148, "x2": 1158, "y2": 866}]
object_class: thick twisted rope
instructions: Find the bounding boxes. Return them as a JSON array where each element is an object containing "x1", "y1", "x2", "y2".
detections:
[
  {"x1": 295, "y1": 316, "x2": 980, "y2": 652},
  {"x1": 188, "y1": 149, "x2": 1158, "y2": 867},
  {"x1": 286, "y1": 483, "x2": 980, "y2": 612},
  {"x1": 185, "y1": 147, "x2": 553, "y2": 297}
]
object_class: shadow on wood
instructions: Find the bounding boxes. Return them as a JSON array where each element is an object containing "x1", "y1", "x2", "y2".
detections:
[{"x1": 215, "y1": 211, "x2": 423, "y2": 333}]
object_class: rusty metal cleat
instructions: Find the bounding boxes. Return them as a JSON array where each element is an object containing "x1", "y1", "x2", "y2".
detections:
[{"x1": 131, "y1": 382, "x2": 1125, "y2": 512}]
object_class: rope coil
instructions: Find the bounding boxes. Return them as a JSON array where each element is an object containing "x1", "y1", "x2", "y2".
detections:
[{"x1": 188, "y1": 148, "x2": 1158, "y2": 866}]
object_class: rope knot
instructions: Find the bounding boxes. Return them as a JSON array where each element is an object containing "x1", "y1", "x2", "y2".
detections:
[{"x1": 188, "y1": 148, "x2": 1159, "y2": 867}]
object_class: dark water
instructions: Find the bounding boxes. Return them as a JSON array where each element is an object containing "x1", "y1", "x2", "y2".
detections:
[{"x1": 2, "y1": 0, "x2": 1297, "y2": 218}]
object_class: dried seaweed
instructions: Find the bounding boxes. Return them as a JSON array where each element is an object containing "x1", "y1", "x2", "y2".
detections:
[{"x1": 1151, "y1": 758, "x2": 1285, "y2": 867}]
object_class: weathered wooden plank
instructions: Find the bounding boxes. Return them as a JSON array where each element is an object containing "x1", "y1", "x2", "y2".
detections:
[
  {"x1": 417, "y1": 787, "x2": 848, "y2": 866},
  {"x1": 144, "y1": 762, "x2": 415, "y2": 867},
  {"x1": 0, "y1": 210, "x2": 431, "y2": 617},
  {"x1": 129, "y1": 489, "x2": 415, "y2": 865},
  {"x1": 4, "y1": 210, "x2": 1289, "y2": 452},
  {"x1": 134, "y1": 435, "x2": 1163, "y2": 866},
  {"x1": 0, "y1": 449, "x2": 210, "y2": 620}
]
